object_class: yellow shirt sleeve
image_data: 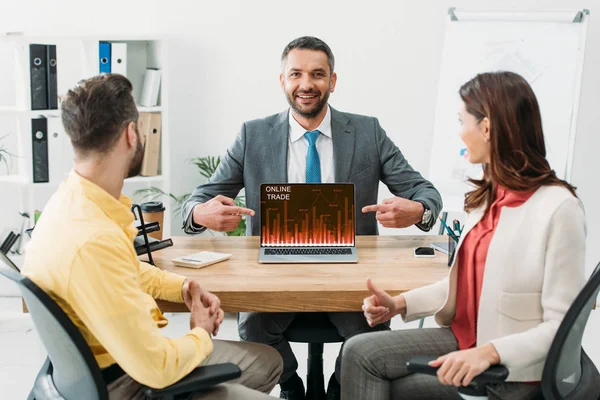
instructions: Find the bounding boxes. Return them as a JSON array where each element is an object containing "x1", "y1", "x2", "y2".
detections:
[
  {"x1": 66, "y1": 234, "x2": 213, "y2": 389},
  {"x1": 139, "y1": 261, "x2": 186, "y2": 303}
]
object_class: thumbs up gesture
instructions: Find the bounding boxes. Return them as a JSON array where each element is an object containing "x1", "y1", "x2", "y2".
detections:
[{"x1": 362, "y1": 277, "x2": 400, "y2": 327}]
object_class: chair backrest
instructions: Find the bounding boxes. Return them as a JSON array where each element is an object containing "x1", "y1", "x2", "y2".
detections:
[
  {"x1": 0, "y1": 253, "x2": 108, "y2": 400},
  {"x1": 542, "y1": 261, "x2": 600, "y2": 400}
]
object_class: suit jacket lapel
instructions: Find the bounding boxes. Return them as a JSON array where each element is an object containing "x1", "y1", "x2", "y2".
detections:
[
  {"x1": 449, "y1": 207, "x2": 485, "y2": 267},
  {"x1": 331, "y1": 107, "x2": 355, "y2": 183},
  {"x1": 268, "y1": 110, "x2": 289, "y2": 183}
]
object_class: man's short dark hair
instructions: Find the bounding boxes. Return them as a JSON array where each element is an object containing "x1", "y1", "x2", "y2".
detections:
[
  {"x1": 61, "y1": 74, "x2": 139, "y2": 156},
  {"x1": 281, "y1": 36, "x2": 335, "y2": 75}
]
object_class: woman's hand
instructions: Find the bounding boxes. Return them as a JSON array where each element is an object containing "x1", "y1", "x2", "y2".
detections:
[
  {"x1": 362, "y1": 277, "x2": 404, "y2": 327},
  {"x1": 429, "y1": 343, "x2": 501, "y2": 387}
]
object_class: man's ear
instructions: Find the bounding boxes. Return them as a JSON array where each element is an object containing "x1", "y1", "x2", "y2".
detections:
[
  {"x1": 329, "y1": 72, "x2": 337, "y2": 93},
  {"x1": 279, "y1": 73, "x2": 285, "y2": 91},
  {"x1": 125, "y1": 121, "x2": 137, "y2": 149}
]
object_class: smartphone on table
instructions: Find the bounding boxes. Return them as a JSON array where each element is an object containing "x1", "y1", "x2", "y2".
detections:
[{"x1": 413, "y1": 246, "x2": 436, "y2": 258}]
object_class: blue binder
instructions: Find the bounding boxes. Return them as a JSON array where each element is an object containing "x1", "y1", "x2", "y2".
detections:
[{"x1": 99, "y1": 42, "x2": 111, "y2": 74}]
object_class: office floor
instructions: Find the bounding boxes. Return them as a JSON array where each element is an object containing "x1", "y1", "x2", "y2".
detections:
[{"x1": 1, "y1": 297, "x2": 599, "y2": 399}]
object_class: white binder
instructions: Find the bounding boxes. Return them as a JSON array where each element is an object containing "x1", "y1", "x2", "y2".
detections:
[
  {"x1": 139, "y1": 69, "x2": 161, "y2": 107},
  {"x1": 111, "y1": 43, "x2": 127, "y2": 76},
  {"x1": 46, "y1": 116, "x2": 73, "y2": 184}
]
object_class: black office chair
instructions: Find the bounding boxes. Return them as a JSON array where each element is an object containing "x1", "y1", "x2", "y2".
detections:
[
  {"x1": 0, "y1": 253, "x2": 241, "y2": 400},
  {"x1": 407, "y1": 261, "x2": 600, "y2": 399},
  {"x1": 284, "y1": 313, "x2": 344, "y2": 400}
]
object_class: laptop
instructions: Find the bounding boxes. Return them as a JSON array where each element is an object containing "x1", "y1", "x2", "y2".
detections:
[{"x1": 258, "y1": 183, "x2": 359, "y2": 263}]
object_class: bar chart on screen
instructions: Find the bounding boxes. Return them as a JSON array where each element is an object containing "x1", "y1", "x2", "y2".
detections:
[{"x1": 260, "y1": 184, "x2": 355, "y2": 247}]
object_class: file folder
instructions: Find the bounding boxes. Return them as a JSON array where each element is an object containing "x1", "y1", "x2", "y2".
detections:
[
  {"x1": 47, "y1": 116, "x2": 71, "y2": 184},
  {"x1": 31, "y1": 117, "x2": 49, "y2": 183},
  {"x1": 111, "y1": 42, "x2": 127, "y2": 76},
  {"x1": 0, "y1": 232, "x2": 19, "y2": 255},
  {"x1": 139, "y1": 112, "x2": 162, "y2": 176},
  {"x1": 134, "y1": 236, "x2": 173, "y2": 257},
  {"x1": 30, "y1": 44, "x2": 48, "y2": 110},
  {"x1": 99, "y1": 42, "x2": 111, "y2": 74},
  {"x1": 135, "y1": 221, "x2": 160, "y2": 237},
  {"x1": 139, "y1": 69, "x2": 161, "y2": 107},
  {"x1": 46, "y1": 45, "x2": 58, "y2": 109}
]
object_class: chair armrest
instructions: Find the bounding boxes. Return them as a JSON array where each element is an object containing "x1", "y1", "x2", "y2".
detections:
[
  {"x1": 406, "y1": 355, "x2": 509, "y2": 383},
  {"x1": 142, "y1": 363, "x2": 241, "y2": 399}
]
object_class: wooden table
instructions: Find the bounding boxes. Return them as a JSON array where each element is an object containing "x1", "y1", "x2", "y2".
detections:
[{"x1": 151, "y1": 235, "x2": 449, "y2": 313}]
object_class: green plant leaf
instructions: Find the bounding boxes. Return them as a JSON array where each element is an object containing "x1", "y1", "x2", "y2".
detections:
[
  {"x1": 189, "y1": 155, "x2": 222, "y2": 180},
  {"x1": 234, "y1": 196, "x2": 246, "y2": 208},
  {"x1": 133, "y1": 187, "x2": 168, "y2": 203},
  {"x1": 130, "y1": 154, "x2": 247, "y2": 235},
  {"x1": 0, "y1": 135, "x2": 16, "y2": 173}
]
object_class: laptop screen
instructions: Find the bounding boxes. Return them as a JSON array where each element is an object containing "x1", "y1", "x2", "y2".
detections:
[{"x1": 260, "y1": 183, "x2": 355, "y2": 247}]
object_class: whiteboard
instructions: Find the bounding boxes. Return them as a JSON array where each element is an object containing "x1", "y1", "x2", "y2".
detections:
[{"x1": 428, "y1": 9, "x2": 589, "y2": 212}]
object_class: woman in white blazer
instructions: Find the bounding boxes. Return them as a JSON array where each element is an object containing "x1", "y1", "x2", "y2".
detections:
[{"x1": 340, "y1": 72, "x2": 586, "y2": 400}]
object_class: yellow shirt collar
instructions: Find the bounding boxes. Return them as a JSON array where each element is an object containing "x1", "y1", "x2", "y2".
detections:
[{"x1": 66, "y1": 171, "x2": 137, "y2": 238}]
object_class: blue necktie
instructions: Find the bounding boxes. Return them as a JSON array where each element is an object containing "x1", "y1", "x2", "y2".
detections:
[{"x1": 304, "y1": 130, "x2": 321, "y2": 183}]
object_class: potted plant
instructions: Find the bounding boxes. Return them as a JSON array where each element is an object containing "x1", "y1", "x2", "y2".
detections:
[
  {"x1": 0, "y1": 135, "x2": 14, "y2": 175},
  {"x1": 134, "y1": 156, "x2": 246, "y2": 236}
]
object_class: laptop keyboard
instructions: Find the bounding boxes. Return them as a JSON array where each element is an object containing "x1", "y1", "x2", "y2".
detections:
[{"x1": 264, "y1": 248, "x2": 353, "y2": 256}]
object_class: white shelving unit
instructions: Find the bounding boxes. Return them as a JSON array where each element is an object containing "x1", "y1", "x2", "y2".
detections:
[{"x1": 0, "y1": 34, "x2": 171, "y2": 242}]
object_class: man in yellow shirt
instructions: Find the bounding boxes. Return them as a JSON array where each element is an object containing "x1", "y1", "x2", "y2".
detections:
[{"x1": 23, "y1": 74, "x2": 282, "y2": 399}]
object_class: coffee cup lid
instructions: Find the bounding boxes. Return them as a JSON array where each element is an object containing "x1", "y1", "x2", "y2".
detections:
[{"x1": 140, "y1": 201, "x2": 165, "y2": 212}]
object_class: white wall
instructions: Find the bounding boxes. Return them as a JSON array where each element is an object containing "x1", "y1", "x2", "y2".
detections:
[
  {"x1": 3, "y1": 0, "x2": 598, "y2": 255},
  {"x1": 1, "y1": 0, "x2": 599, "y2": 361}
]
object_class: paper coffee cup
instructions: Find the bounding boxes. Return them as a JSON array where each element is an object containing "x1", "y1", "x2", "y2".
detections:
[{"x1": 140, "y1": 201, "x2": 165, "y2": 240}]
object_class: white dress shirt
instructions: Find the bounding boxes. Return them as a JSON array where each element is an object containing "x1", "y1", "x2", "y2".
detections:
[{"x1": 287, "y1": 106, "x2": 335, "y2": 183}]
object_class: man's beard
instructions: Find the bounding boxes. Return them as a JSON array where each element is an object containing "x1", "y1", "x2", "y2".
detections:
[
  {"x1": 286, "y1": 89, "x2": 330, "y2": 119},
  {"x1": 127, "y1": 127, "x2": 145, "y2": 178}
]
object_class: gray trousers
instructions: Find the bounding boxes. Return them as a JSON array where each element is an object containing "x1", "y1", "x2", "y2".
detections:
[
  {"x1": 341, "y1": 328, "x2": 542, "y2": 400},
  {"x1": 108, "y1": 340, "x2": 283, "y2": 399},
  {"x1": 238, "y1": 312, "x2": 390, "y2": 383}
]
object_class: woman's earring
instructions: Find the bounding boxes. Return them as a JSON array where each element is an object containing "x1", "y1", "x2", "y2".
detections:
[{"x1": 484, "y1": 137, "x2": 489, "y2": 143}]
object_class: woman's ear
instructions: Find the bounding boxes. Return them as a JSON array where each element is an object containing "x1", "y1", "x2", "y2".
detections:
[{"x1": 481, "y1": 117, "x2": 491, "y2": 143}]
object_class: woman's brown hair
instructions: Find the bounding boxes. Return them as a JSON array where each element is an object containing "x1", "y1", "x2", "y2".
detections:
[{"x1": 459, "y1": 71, "x2": 576, "y2": 214}]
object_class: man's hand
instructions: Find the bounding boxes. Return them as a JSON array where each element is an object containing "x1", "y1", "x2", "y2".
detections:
[
  {"x1": 362, "y1": 277, "x2": 404, "y2": 327},
  {"x1": 429, "y1": 344, "x2": 501, "y2": 387},
  {"x1": 189, "y1": 300, "x2": 218, "y2": 335},
  {"x1": 192, "y1": 195, "x2": 255, "y2": 232},
  {"x1": 182, "y1": 280, "x2": 221, "y2": 314},
  {"x1": 183, "y1": 280, "x2": 225, "y2": 336},
  {"x1": 362, "y1": 197, "x2": 424, "y2": 228}
]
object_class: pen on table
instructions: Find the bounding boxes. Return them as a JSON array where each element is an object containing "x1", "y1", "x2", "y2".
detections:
[{"x1": 439, "y1": 217, "x2": 459, "y2": 242}]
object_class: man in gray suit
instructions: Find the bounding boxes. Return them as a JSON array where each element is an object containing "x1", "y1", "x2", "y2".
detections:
[{"x1": 182, "y1": 36, "x2": 442, "y2": 400}]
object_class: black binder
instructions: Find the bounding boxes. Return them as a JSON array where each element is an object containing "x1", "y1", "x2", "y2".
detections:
[
  {"x1": 31, "y1": 117, "x2": 49, "y2": 183},
  {"x1": 30, "y1": 44, "x2": 48, "y2": 110},
  {"x1": 46, "y1": 45, "x2": 58, "y2": 109},
  {"x1": 134, "y1": 236, "x2": 173, "y2": 256},
  {"x1": 135, "y1": 221, "x2": 160, "y2": 237}
]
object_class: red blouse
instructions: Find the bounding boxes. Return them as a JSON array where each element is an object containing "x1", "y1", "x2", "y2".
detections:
[{"x1": 451, "y1": 186, "x2": 535, "y2": 350}]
